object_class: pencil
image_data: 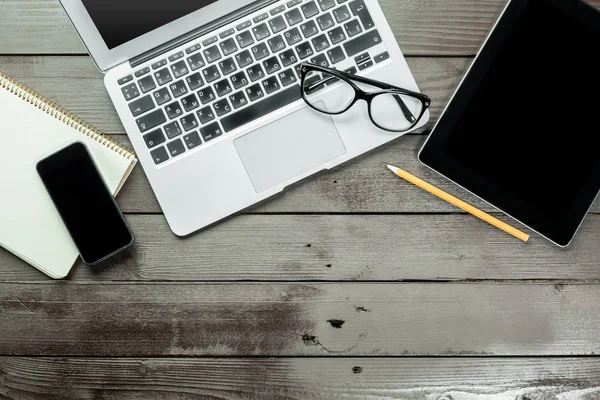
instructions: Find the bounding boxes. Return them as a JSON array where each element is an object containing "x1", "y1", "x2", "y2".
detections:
[{"x1": 386, "y1": 164, "x2": 529, "y2": 242}]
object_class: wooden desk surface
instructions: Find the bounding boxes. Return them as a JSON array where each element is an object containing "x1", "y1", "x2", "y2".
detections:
[{"x1": 1, "y1": 0, "x2": 600, "y2": 397}]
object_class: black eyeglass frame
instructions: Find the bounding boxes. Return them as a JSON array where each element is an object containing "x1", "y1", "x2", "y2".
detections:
[{"x1": 299, "y1": 63, "x2": 431, "y2": 133}]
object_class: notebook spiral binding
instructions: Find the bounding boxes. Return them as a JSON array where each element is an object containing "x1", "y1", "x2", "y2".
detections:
[{"x1": 0, "y1": 71, "x2": 135, "y2": 159}]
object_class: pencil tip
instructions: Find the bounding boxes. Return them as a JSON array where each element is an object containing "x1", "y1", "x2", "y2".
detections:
[{"x1": 386, "y1": 164, "x2": 397, "y2": 173}]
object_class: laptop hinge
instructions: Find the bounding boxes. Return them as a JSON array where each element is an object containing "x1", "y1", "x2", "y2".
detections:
[{"x1": 130, "y1": 0, "x2": 279, "y2": 68}]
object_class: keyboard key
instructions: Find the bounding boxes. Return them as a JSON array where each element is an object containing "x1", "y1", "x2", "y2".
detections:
[
  {"x1": 267, "y1": 35, "x2": 287, "y2": 53},
  {"x1": 375, "y1": 51, "x2": 390, "y2": 63},
  {"x1": 218, "y1": 57, "x2": 237, "y2": 75},
  {"x1": 344, "y1": 66, "x2": 358, "y2": 74},
  {"x1": 118, "y1": 75, "x2": 133, "y2": 85},
  {"x1": 121, "y1": 83, "x2": 140, "y2": 101},
  {"x1": 236, "y1": 30, "x2": 255, "y2": 48},
  {"x1": 197, "y1": 106, "x2": 215, "y2": 124},
  {"x1": 184, "y1": 131, "x2": 202, "y2": 149},
  {"x1": 253, "y1": 13, "x2": 269, "y2": 23},
  {"x1": 168, "y1": 51, "x2": 184, "y2": 62},
  {"x1": 203, "y1": 45, "x2": 222, "y2": 63},
  {"x1": 318, "y1": 0, "x2": 336, "y2": 11},
  {"x1": 220, "y1": 38, "x2": 238, "y2": 56},
  {"x1": 236, "y1": 50, "x2": 254, "y2": 68},
  {"x1": 220, "y1": 28, "x2": 235, "y2": 39},
  {"x1": 310, "y1": 54, "x2": 330, "y2": 67},
  {"x1": 229, "y1": 91, "x2": 249, "y2": 109},
  {"x1": 129, "y1": 95, "x2": 155, "y2": 117},
  {"x1": 344, "y1": 19, "x2": 362, "y2": 37},
  {"x1": 150, "y1": 146, "x2": 169, "y2": 165},
  {"x1": 247, "y1": 64, "x2": 266, "y2": 82},
  {"x1": 251, "y1": 43, "x2": 270, "y2": 61},
  {"x1": 278, "y1": 68, "x2": 298, "y2": 86},
  {"x1": 135, "y1": 67, "x2": 151, "y2": 78},
  {"x1": 203, "y1": 36, "x2": 218, "y2": 46},
  {"x1": 301, "y1": 21, "x2": 319, "y2": 40},
  {"x1": 167, "y1": 139, "x2": 186, "y2": 157},
  {"x1": 187, "y1": 53, "x2": 206, "y2": 70},
  {"x1": 287, "y1": 0, "x2": 302, "y2": 6},
  {"x1": 153, "y1": 88, "x2": 172, "y2": 105},
  {"x1": 152, "y1": 59, "x2": 167, "y2": 69},
  {"x1": 312, "y1": 34, "x2": 330, "y2": 52},
  {"x1": 214, "y1": 79, "x2": 233, "y2": 97},
  {"x1": 284, "y1": 27, "x2": 303, "y2": 46},
  {"x1": 327, "y1": 46, "x2": 346, "y2": 64},
  {"x1": 181, "y1": 93, "x2": 200, "y2": 112},
  {"x1": 245, "y1": 83, "x2": 265, "y2": 102},
  {"x1": 349, "y1": 0, "x2": 375, "y2": 30},
  {"x1": 171, "y1": 60, "x2": 189, "y2": 79},
  {"x1": 202, "y1": 65, "x2": 221, "y2": 83},
  {"x1": 185, "y1": 43, "x2": 202, "y2": 54},
  {"x1": 222, "y1": 86, "x2": 301, "y2": 132},
  {"x1": 164, "y1": 121, "x2": 183, "y2": 139},
  {"x1": 270, "y1": 5, "x2": 286, "y2": 15},
  {"x1": 296, "y1": 42, "x2": 314, "y2": 59},
  {"x1": 231, "y1": 71, "x2": 249, "y2": 89},
  {"x1": 343, "y1": 29, "x2": 381, "y2": 56},
  {"x1": 169, "y1": 80, "x2": 188, "y2": 98},
  {"x1": 198, "y1": 87, "x2": 216, "y2": 104},
  {"x1": 136, "y1": 109, "x2": 166, "y2": 132},
  {"x1": 262, "y1": 76, "x2": 281, "y2": 94},
  {"x1": 328, "y1": 27, "x2": 346, "y2": 44},
  {"x1": 200, "y1": 122, "x2": 223, "y2": 142},
  {"x1": 237, "y1": 20, "x2": 252, "y2": 31},
  {"x1": 263, "y1": 57, "x2": 281, "y2": 74},
  {"x1": 143, "y1": 129, "x2": 166, "y2": 149},
  {"x1": 358, "y1": 59, "x2": 373, "y2": 70},
  {"x1": 333, "y1": 5, "x2": 351, "y2": 23},
  {"x1": 285, "y1": 8, "x2": 303, "y2": 26},
  {"x1": 180, "y1": 113, "x2": 199, "y2": 131},
  {"x1": 355, "y1": 52, "x2": 370, "y2": 64},
  {"x1": 165, "y1": 101, "x2": 184, "y2": 119},
  {"x1": 317, "y1": 13, "x2": 335, "y2": 30},
  {"x1": 280, "y1": 49, "x2": 298, "y2": 67},
  {"x1": 186, "y1": 73, "x2": 204, "y2": 91},
  {"x1": 138, "y1": 75, "x2": 157, "y2": 93},
  {"x1": 301, "y1": 1, "x2": 320, "y2": 18},
  {"x1": 154, "y1": 68, "x2": 173, "y2": 86},
  {"x1": 269, "y1": 16, "x2": 287, "y2": 34},
  {"x1": 253, "y1": 23, "x2": 271, "y2": 41}
]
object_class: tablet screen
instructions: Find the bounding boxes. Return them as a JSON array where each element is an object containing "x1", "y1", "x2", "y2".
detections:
[{"x1": 442, "y1": 0, "x2": 599, "y2": 220}]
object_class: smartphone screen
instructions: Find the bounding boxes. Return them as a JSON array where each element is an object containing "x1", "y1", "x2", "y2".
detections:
[{"x1": 37, "y1": 142, "x2": 134, "y2": 265}]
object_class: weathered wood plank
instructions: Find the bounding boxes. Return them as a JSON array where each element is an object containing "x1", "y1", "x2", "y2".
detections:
[
  {"x1": 2, "y1": 357, "x2": 600, "y2": 399},
  {"x1": 0, "y1": 55, "x2": 465, "y2": 133},
  {"x1": 1, "y1": 282, "x2": 599, "y2": 356},
  {"x1": 2, "y1": 214, "x2": 599, "y2": 282}
]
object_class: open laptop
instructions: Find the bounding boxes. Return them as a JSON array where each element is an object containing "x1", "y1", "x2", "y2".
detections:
[{"x1": 60, "y1": 0, "x2": 429, "y2": 235}]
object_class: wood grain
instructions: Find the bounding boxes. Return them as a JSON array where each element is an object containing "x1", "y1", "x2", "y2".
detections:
[
  {"x1": 0, "y1": 55, "x2": 466, "y2": 134},
  {"x1": 2, "y1": 357, "x2": 600, "y2": 399},
  {"x1": 1, "y1": 282, "x2": 600, "y2": 356},
  {"x1": 2, "y1": 214, "x2": 600, "y2": 282}
]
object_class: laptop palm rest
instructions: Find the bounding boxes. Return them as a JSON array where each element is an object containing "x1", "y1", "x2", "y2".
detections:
[{"x1": 234, "y1": 105, "x2": 346, "y2": 193}]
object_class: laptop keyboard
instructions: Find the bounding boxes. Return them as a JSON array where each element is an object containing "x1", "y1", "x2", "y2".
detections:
[{"x1": 117, "y1": 0, "x2": 390, "y2": 166}]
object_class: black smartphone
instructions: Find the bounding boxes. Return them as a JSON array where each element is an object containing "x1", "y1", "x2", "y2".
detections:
[{"x1": 36, "y1": 142, "x2": 134, "y2": 266}]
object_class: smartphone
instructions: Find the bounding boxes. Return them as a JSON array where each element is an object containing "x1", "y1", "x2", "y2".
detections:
[{"x1": 37, "y1": 142, "x2": 134, "y2": 266}]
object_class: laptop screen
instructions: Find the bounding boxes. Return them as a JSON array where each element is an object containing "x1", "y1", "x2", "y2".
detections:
[{"x1": 82, "y1": 0, "x2": 219, "y2": 49}]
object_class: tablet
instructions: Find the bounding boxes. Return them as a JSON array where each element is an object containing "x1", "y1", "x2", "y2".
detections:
[{"x1": 419, "y1": 0, "x2": 600, "y2": 247}]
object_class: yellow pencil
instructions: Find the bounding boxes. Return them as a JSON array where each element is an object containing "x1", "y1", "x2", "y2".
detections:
[{"x1": 386, "y1": 164, "x2": 529, "y2": 242}]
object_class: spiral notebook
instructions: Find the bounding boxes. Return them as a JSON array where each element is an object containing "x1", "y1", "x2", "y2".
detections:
[{"x1": 0, "y1": 72, "x2": 137, "y2": 278}]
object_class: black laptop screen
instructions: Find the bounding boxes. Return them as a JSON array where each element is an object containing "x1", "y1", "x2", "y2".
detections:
[{"x1": 82, "y1": 0, "x2": 219, "y2": 49}]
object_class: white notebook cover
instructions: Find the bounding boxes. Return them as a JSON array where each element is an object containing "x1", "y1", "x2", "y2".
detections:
[{"x1": 0, "y1": 72, "x2": 137, "y2": 278}]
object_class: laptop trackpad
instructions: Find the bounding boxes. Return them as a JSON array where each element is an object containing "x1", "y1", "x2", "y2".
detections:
[{"x1": 234, "y1": 105, "x2": 346, "y2": 193}]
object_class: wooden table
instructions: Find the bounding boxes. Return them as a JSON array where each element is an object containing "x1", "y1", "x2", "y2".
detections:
[{"x1": 2, "y1": 0, "x2": 600, "y2": 397}]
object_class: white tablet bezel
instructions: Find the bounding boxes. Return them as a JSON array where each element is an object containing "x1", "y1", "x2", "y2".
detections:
[{"x1": 59, "y1": 0, "x2": 258, "y2": 72}]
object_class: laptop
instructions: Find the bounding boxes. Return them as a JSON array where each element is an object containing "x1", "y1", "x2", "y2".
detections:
[{"x1": 60, "y1": 0, "x2": 429, "y2": 235}]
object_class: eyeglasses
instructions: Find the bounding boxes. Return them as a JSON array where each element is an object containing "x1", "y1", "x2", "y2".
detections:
[{"x1": 300, "y1": 63, "x2": 431, "y2": 133}]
